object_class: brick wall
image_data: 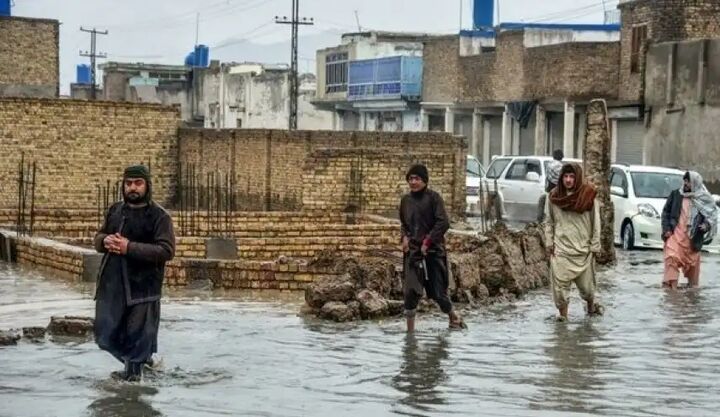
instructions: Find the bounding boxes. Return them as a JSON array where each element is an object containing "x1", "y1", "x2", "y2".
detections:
[
  {"x1": 14, "y1": 235, "x2": 93, "y2": 281},
  {"x1": 422, "y1": 36, "x2": 461, "y2": 103},
  {"x1": 427, "y1": 30, "x2": 621, "y2": 104},
  {"x1": 0, "y1": 98, "x2": 180, "y2": 210},
  {"x1": 302, "y1": 149, "x2": 458, "y2": 216},
  {"x1": 178, "y1": 129, "x2": 467, "y2": 217},
  {"x1": 618, "y1": 0, "x2": 720, "y2": 102},
  {"x1": 165, "y1": 258, "x2": 341, "y2": 290},
  {"x1": 0, "y1": 16, "x2": 59, "y2": 98}
]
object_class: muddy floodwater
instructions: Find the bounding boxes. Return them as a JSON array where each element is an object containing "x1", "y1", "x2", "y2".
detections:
[{"x1": 2, "y1": 250, "x2": 720, "y2": 417}]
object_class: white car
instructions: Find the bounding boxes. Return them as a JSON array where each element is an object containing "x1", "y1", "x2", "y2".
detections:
[
  {"x1": 610, "y1": 164, "x2": 720, "y2": 251},
  {"x1": 466, "y1": 155, "x2": 485, "y2": 213},
  {"x1": 481, "y1": 155, "x2": 580, "y2": 222}
]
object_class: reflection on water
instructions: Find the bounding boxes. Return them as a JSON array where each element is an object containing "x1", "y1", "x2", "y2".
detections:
[
  {"x1": 87, "y1": 383, "x2": 162, "y2": 417},
  {"x1": 2, "y1": 251, "x2": 720, "y2": 417},
  {"x1": 392, "y1": 334, "x2": 449, "y2": 412}
]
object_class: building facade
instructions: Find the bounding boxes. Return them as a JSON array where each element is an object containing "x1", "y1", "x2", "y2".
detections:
[{"x1": 314, "y1": 31, "x2": 433, "y2": 132}]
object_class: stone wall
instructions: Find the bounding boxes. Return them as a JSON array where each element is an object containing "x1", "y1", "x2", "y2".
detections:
[
  {"x1": 0, "y1": 98, "x2": 180, "y2": 210},
  {"x1": 0, "y1": 16, "x2": 59, "y2": 98},
  {"x1": 424, "y1": 30, "x2": 621, "y2": 104},
  {"x1": 178, "y1": 129, "x2": 467, "y2": 217}
]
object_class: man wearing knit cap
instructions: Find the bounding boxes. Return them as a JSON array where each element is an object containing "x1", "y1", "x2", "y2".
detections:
[
  {"x1": 93, "y1": 165, "x2": 175, "y2": 381},
  {"x1": 400, "y1": 164, "x2": 466, "y2": 332}
]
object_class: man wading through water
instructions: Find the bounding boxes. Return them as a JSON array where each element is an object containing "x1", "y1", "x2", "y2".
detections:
[
  {"x1": 400, "y1": 164, "x2": 466, "y2": 332},
  {"x1": 94, "y1": 165, "x2": 175, "y2": 381},
  {"x1": 544, "y1": 163, "x2": 603, "y2": 320},
  {"x1": 662, "y1": 171, "x2": 718, "y2": 289}
]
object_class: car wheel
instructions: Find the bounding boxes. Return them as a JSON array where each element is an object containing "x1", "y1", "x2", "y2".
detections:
[{"x1": 622, "y1": 222, "x2": 635, "y2": 251}]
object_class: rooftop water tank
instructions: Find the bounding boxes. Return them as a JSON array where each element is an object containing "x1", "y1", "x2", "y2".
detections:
[
  {"x1": 473, "y1": 0, "x2": 494, "y2": 29},
  {"x1": 76, "y1": 64, "x2": 91, "y2": 84},
  {"x1": 0, "y1": 0, "x2": 11, "y2": 17},
  {"x1": 184, "y1": 51, "x2": 196, "y2": 67},
  {"x1": 195, "y1": 45, "x2": 209, "y2": 68}
]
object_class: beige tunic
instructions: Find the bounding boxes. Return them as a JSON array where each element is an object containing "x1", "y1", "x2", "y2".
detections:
[{"x1": 544, "y1": 198, "x2": 601, "y2": 305}]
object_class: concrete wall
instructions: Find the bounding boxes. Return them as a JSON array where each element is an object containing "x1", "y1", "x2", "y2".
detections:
[
  {"x1": 198, "y1": 66, "x2": 333, "y2": 130},
  {"x1": 0, "y1": 98, "x2": 180, "y2": 209},
  {"x1": 643, "y1": 38, "x2": 720, "y2": 191},
  {"x1": 178, "y1": 129, "x2": 467, "y2": 217},
  {"x1": 0, "y1": 16, "x2": 59, "y2": 98}
]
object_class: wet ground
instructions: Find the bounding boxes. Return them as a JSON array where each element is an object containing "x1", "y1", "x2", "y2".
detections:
[{"x1": 2, "y1": 249, "x2": 720, "y2": 417}]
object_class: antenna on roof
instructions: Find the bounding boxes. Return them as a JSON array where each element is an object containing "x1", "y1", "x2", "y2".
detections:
[{"x1": 354, "y1": 10, "x2": 362, "y2": 32}]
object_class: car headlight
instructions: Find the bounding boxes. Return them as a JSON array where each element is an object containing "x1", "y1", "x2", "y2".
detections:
[{"x1": 638, "y1": 203, "x2": 659, "y2": 218}]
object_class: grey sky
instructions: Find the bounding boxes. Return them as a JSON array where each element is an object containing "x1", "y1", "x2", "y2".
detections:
[{"x1": 13, "y1": 0, "x2": 618, "y2": 94}]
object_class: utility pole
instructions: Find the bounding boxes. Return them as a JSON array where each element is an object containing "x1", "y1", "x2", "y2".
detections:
[
  {"x1": 80, "y1": 27, "x2": 108, "y2": 100},
  {"x1": 275, "y1": 0, "x2": 313, "y2": 130}
]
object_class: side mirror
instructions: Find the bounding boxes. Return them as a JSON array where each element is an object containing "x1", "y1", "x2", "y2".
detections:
[
  {"x1": 525, "y1": 172, "x2": 541, "y2": 182},
  {"x1": 610, "y1": 186, "x2": 626, "y2": 197}
]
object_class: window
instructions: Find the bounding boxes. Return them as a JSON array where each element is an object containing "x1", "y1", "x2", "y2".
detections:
[
  {"x1": 630, "y1": 25, "x2": 648, "y2": 74},
  {"x1": 630, "y1": 172, "x2": 682, "y2": 199},
  {"x1": 325, "y1": 52, "x2": 348, "y2": 93},
  {"x1": 506, "y1": 159, "x2": 529, "y2": 180},
  {"x1": 486, "y1": 158, "x2": 512, "y2": 179},
  {"x1": 610, "y1": 169, "x2": 629, "y2": 196},
  {"x1": 466, "y1": 157, "x2": 483, "y2": 178}
]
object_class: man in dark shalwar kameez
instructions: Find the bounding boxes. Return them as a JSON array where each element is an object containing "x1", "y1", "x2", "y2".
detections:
[
  {"x1": 93, "y1": 165, "x2": 175, "y2": 381},
  {"x1": 400, "y1": 164, "x2": 466, "y2": 332}
]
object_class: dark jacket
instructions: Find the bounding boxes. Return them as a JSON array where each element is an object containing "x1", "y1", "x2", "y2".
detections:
[
  {"x1": 399, "y1": 188, "x2": 450, "y2": 257},
  {"x1": 662, "y1": 190, "x2": 708, "y2": 251},
  {"x1": 94, "y1": 201, "x2": 175, "y2": 305}
]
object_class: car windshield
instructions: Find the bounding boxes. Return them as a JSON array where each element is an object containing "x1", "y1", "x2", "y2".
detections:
[
  {"x1": 631, "y1": 172, "x2": 683, "y2": 198},
  {"x1": 486, "y1": 158, "x2": 511, "y2": 179},
  {"x1": 467, "y1": 157, "x2": 483, "y2": 178}
]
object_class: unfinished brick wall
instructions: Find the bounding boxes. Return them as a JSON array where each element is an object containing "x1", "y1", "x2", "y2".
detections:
[
  {"x1": 178, "y1": 129, "x2": 467, "y2": 217},
  {"x1": 0, "y1": 16, "x2": 59, "y2": 98},
  {"x1": 302, "y1": 149, "x2": 458, "y2": 216},
  {"x1": 0, "y1": 98, "x2": 180, "y2": 210},
  {"x1": 14, "y1": 236, "x2": 92, "y2": 281}
]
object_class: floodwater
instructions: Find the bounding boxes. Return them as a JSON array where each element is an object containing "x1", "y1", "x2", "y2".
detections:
[{"x1": 2, "y1": 250, "x2": 720, "y2": 417}]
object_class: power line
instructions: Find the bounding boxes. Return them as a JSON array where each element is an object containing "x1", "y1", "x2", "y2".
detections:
[
  {"x1": 275, "y1": 0, "x2": 314, "y2": 131},
  {"x1": 79, "y1": 27, "x2": 108, "y2": 100}
]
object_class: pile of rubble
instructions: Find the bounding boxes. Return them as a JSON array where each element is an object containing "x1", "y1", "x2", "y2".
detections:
[
  {"x1": 0, "y1": 315, "x2": 94, "y2": 346},
  {"x1": 304, "y1": 223, "x2": 549, "y2": 322}
]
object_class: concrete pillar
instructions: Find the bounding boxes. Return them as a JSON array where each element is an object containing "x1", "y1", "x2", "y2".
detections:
[
  {"x1": 512, "y1": 119, "x2": 520, "y2": 154},
  {"x1": 577, "y1": 112, "x2": 587, "y2": 157},
  {"x1": 563, "y1": 100, "x2": 575, "y2": 158},
  {"x1": 444, "y1": 107, "x2": 455, "y2": 133},
  {"x1": 502, "y1": 104, "x2": 512, "y2": 155},
  {"x1": 483, "y1": 118, "x2": 491, "y2": 167},
  {"x1": 534, "y1": 104, "x2": 547, "y2": 155},
  {"x1": 472, "y1": 110, "x2": 483, "y2": 159},
  {"x1": 420, "y1": 108, "x2": 430, "y2": 131},
  {"x1": 610, "y1": 119, "x2": 618, "y2": 163},
  {"x1": 332, "y1": 111, "x2": 340, "y2": 131}
]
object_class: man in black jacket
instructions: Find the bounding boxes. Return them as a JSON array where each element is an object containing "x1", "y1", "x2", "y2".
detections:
[
  {"x1": 400, "y1": 164, "x2": 465, "y2": 332},
  {"x1": 94, "y1": 165, "x2": 175, "y2": 381},
  {"x1": 661, "y1": 171, "x2": 717, "y2": 289}
]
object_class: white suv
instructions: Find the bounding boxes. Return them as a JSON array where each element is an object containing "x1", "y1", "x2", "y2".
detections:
[
  {"x1": 610, "y1": 164, "x2": 719, "y2": 251},
  {"x1": 481, "y1": 155, "x2": 580, "y2": 222},
  {"x1": 466, "y1": 155, "x2": 485, "y2": 213}
]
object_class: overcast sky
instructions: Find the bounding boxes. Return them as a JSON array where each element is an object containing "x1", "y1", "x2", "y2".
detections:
[{"x1": 13, "y1": 0, "x2": 618, "y2": 94}]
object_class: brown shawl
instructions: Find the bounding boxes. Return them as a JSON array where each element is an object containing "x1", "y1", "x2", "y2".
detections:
[{"x1": 549, "y1": 163, "x2": 596, "y2": 213}]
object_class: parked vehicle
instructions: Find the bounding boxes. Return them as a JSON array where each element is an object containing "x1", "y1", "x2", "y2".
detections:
[
  {"x1": 466, "y1": 155, "x2": 485, "y2": 213},
  {"x1": 480, "y1": 155, "x2": 580, "y2": 222},
  {"x1": 610, "y1": 164, "x2": 720, "y2": 251}
]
